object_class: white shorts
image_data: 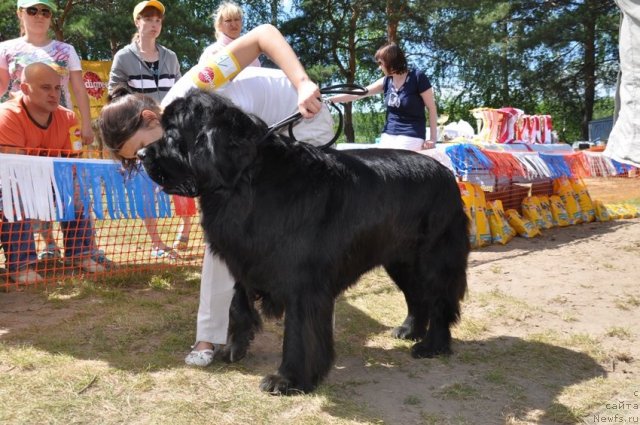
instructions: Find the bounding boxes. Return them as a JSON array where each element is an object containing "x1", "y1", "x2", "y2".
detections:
[{"x1": 379, "y1": 133, "x2": 423, "y2": 151}]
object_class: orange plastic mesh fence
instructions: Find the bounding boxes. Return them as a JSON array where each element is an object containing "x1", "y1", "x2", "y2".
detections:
[
  {"x1": 1, "y1": 148, "x2": 637, "y2": 291},
  {"x1": 0, "y1": 213, "x2": 206, "y2": 290},
  {"x1": 0, "y1": 148, "x2": 205, "y2": 290}
]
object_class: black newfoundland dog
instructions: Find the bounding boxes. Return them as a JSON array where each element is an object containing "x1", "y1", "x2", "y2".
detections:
[{"x1": 138, "y1": 90, "x2": 470, "y2": 395}]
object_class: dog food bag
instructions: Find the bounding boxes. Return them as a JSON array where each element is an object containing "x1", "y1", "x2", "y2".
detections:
[
  {"x1": 506, "y1": 209, "x2": 540, "y2": 238},
  {"x1": 570, "y1": 178, "x2": 596, "y2": 222},
  {"x1": 538, "y1": 195, "x2": 556, "y2": 227},
  {"x1": 593, "y1": 200, "x2": 611, "y2": 222},
  {"x1": 627, "y1": 204, "x2": 640, "y2": 218},
  {"x1": 617, "y1": 204, "x2": 640, "y2": 219},
  {"x1": 521, "y1": 196, "x2": 546, "y2": 230},
  {"x1": 553, "y1": 177, "x2": 583, "y2": 224},
  {"x1": 487, "y1": 200, "x2": 515, "y2": 244},
  {"x1": 604, "y1": 203, "x2": 624, "y2": 220},
  {"x1": 472, "y1": 184, "x2": 492, "y2": 247},
  {"x1": 549, "y1": 195, "x2": 571, "y2": 226},
  {"x1": 458, "y1": 182, "x2": 478, "y2": 247}
]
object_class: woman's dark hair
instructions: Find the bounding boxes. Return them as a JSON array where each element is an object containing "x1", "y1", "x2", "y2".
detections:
[
  {"x1": 374, "y1": 43, "x2": 408, "y2": 74},
  {"x1": 99, "y1": 84, "x2": 162, "y2": 171}
]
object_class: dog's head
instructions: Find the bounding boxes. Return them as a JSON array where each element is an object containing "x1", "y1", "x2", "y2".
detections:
[{"x1": 138, "y1": 89, "x2": 268, "y2": 196}]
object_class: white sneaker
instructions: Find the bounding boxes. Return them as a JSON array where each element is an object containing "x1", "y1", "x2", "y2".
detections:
[{"x1": 10, "y1": 268, "x2": 44, "y2": 284}]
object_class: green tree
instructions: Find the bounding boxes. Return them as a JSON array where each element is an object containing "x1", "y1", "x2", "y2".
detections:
[{"x1": 428, "y1": 0, "x2": 618, "y2": 142}]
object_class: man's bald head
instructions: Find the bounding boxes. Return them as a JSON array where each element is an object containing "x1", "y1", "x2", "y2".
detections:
[
  {"x1": 20, "y1": 62, "x2": 63, "y2": 115},
  {"x1": 21, "y1": 62, "x2": 61, "y2": 84}
]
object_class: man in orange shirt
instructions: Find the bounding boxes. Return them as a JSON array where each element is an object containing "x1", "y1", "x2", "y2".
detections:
[{"x1": 0, "y1": 62, "x2": 107, "y2": 283}]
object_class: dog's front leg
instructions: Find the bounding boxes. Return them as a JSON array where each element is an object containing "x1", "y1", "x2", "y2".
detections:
[
  {"x1": 218, "y1": 284, "x2": 262, "y2": 363},
  {"x1": 259, "y1": 290, "x2": 335, "y2": 395}
]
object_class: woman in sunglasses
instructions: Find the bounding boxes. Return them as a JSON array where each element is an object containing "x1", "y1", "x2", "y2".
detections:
[
  {"x1": 0, "y1": 0, "x2": 93, "y2": 145},
  {"x1": 330, "y1": 42, "x2": 438, "y2": 151}
]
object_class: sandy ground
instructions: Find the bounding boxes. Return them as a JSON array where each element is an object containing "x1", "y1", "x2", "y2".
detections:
[
  {"x1": 327, "y1": 217, "x2": 640, "y2": 424},
  {"x1": 322, "y1": 179, "x2": 640, "y2": 424}
]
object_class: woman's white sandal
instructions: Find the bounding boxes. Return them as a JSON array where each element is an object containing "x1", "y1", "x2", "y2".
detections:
[
  {"x1": 184, "y1": 344, "x2": 222, "y2": 367},
  {"x1": 185, "y1": 349, "x2": 215, "y2": 367}
]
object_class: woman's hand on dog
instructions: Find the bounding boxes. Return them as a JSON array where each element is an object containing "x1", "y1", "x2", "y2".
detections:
[{"x1": 297, "y1": 80, "x2": 322, "y2": 118}]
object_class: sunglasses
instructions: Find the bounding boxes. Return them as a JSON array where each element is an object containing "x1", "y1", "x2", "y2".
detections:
[{"x1": 24, "y1": 6, "x2": 52, "y2": 18}]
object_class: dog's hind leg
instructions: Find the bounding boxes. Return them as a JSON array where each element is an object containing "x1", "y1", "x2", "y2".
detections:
[
  {"x1": 385, "y1": 262, "x2": 429, "y2": 341},
  {"x1": 218, "y1": 284, "x2": 262, "y2": 363},
  {"x1": 411, "y1": 213, "x2": 469, "y2": 358},
  {"x1": 260, "y1": 290, "x2": 335, "y2": 395}
]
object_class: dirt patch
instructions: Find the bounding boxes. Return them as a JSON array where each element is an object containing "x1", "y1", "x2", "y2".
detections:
[{"x1": 326, "y1": 218, "x2": 640, "y2": 424}]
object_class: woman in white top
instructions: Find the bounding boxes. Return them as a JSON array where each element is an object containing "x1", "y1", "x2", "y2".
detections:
[
  {"x1": 0, "y1": 0, "x2": 94, "y2": 145},
  {"x1": 199, "y1": 1, "x2": 261, "y2": 68}
]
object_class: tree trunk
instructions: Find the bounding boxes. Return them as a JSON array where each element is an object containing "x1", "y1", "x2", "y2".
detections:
[
  {"x1": 344, "y1": 7, "x2": 359, "y2": 143},
  {"x1": 386, "y1": 0, "x2": 406, "y2": 43},
  {"x1": 581, "y1": 1, "x2": 598, "y2": 140},
  {"x1": 501, "y1": 20, "x2": 510, "y2": 106}
]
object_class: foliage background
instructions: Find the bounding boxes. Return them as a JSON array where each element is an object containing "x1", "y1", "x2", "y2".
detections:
[{"x1": 0, "y1": 0, "x2": 620, "y2": 143}]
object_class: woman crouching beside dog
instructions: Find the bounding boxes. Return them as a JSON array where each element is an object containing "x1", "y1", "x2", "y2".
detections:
[{"x1": 99, "y1": 23, "x2": 335, "y2": 367}]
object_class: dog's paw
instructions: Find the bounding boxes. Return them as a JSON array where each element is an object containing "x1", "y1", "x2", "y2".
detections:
[
  {"x1": 410, "y1": 341, "x2": 452, "y2": 358},
  {"x1": 217, "y1": 342, "x2": 248, "y2": 363},
  {"x1": 391, "y1": 325, "x2": 424, "y2": 341},
  {"x1": 259, "y1": 374, "x2": 307, "y2": 396}
]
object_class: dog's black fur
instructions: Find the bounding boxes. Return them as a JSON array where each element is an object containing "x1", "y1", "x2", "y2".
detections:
[{"x1": 139, "y1": 90, "x2": 470, "y2": 395}]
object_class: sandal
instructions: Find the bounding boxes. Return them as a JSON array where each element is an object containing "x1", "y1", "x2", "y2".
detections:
[
  {"x1": 185, "y1": 348, "x2": 216, "y2": 367},
  {"x1": 173, "y1": 235, "x2": 189, "y2": 251},
  {"x1": 37, "y1": 243, "x2": 61, "y2": 260},
  {"x1": 92, "y1": 249, "x2": 115, "y2": 270},
  {"x1": 151, "y1": 248, "x2": 180, "y2": 260}
]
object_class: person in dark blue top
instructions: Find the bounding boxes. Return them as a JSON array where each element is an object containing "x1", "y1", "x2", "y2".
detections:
[{"x1": 330, "y1": 42, "x2": 438, "y2": 150}]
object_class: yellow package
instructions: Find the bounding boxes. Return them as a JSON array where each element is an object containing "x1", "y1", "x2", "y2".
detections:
[
  {"x1": 593, "y1": 200, "x2": 611, "y2": 222},
  {"x1": 619, "y1": 204, "x2": 640, "y2": 219},
  {"x1": 605, "y1": 204, "x2": 624, "y2": 220},
  {"x1": 506, "y1": 209, "x2": 541, "y2": 238},
  {"x1": 553, "y1": 177, "x2": 583, "y2": 224},
  {"x1": 458, "y1": 182, "x2": 478, "y2": 247},
  {"x1": 570, "y1": 178, "x2": 595, "y2": 222},
  {"x1": 538, "y1": 195, "x2": 556, "y2": 227},
  {"x1": 521, "y1": 196, "x2": 546, "y2": 230},
  {"x1": 462, "y1": 204, "x2": 478, "y2": 245},
  {"x1": 606, "y1": 204, "x2": 639, "y2": 219},
  {"x1": 625, "y1": 204, "x2": 640, "y2": 218},
  {"x1": 473, "y1": 184, "x2": 492, "y2": 247},
  {"x1": 549, "y1": 195, "x2": 571, "y2": 227},
  {"x1": 487, "y1": 200, "x2": 515, "y2": 245}
]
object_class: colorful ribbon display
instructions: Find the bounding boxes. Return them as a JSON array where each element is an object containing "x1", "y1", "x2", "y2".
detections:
[
  {"x1": 0, "y1": 154, "x2": 171, "y2": 223},
  {"x1": 443, "y1": 143, "x2": 634, "y2": 181}
]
